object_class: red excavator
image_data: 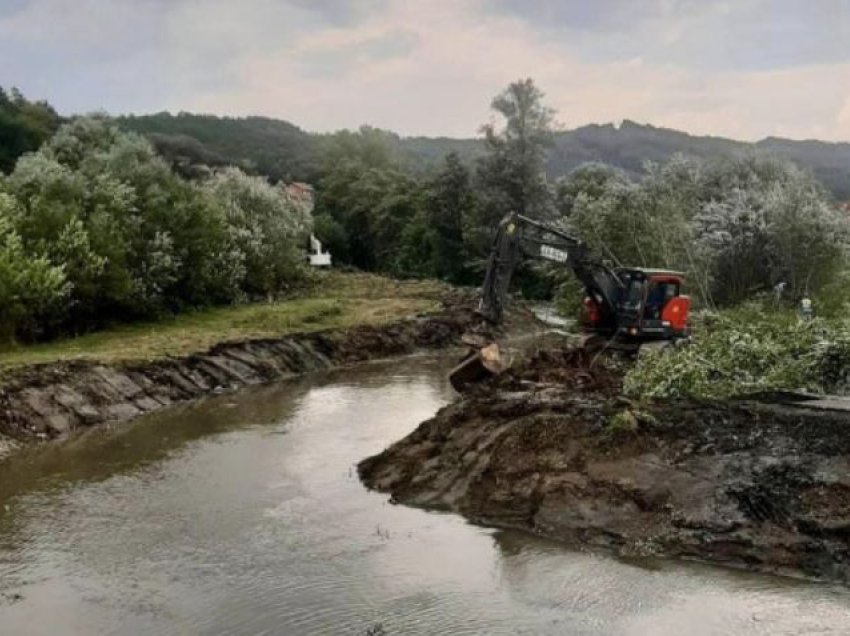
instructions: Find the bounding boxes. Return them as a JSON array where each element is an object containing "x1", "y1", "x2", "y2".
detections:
[{"x1": 449, "y1": 212, "x2": 691, "y2": 390}]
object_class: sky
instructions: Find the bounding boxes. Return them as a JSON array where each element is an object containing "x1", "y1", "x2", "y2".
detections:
[{"x1": 2, "y1": 0, "x2": 850, "y2": 141}]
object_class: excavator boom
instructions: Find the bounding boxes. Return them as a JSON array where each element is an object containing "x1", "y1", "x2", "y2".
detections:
[{"x1": 477, "y1": 213, "x2": 623, "y2": 329}]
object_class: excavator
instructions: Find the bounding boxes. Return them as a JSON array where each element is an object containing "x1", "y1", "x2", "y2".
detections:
[{"x1": 449, "y1": 212, "x2": 691, "y2": 391}]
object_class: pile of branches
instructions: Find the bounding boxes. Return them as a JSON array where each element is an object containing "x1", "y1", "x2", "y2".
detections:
[{"x1": 625, "y1": 304, "x2": 850, "y2": 399}]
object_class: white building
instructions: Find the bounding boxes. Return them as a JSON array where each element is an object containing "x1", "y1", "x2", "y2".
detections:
[
  {"x1": 283, "y1": 182, "x2": 332, "y2": 267},
  {"x1": 308, "y1": 234, "x2": 332, "y2": 267}
]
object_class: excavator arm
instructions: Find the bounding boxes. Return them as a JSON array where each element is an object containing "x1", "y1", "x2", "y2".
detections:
[{"x1": 477, "y1": 212, "x2": 623, "y2": 327}]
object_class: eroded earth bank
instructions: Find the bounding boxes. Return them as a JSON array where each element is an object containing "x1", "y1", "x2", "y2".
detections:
[
  {"x1": 0, "y1": 291, "x2": 491, "y2": 461},
  {"x1": 360, "y1": 347, "x2": 850, "y2": 583}
]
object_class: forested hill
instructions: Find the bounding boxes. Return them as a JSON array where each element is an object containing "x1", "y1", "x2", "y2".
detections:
[
  {"x1": 118, "y1": 113, "x2": 318, "y2": 182},
  {"x1": 551, "y1": 120, "x2": 850, "y2": 199},
  {"x1": 117, "y1": 112, "x2": 850, "y2": 199},
  {"x1": 117, "y1": 112, "x2": 485, "y2": 182}
]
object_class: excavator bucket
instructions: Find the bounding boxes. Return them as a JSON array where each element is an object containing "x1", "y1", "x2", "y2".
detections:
[{"x1": 449, "y1": 343, "x2": 505, "y2": 392}]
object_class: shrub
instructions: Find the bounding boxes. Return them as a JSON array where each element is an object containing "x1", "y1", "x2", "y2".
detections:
[
  {"x1": 0, "y1": 117, "x2": 313, "y2": 340},
  {"x1": 0, "y1": 194, "x2": 69, "y2": 340},
  {"x1": 204, "y1": 167, "x2": 311, "y2": 297},
  {"x1": 624, "y1": 303, "x2": 850, "y2": 399}
]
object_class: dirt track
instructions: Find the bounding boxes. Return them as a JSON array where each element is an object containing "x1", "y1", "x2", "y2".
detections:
[
  {"x1": 360, "y1": 346, "x2": 850, "y2": 583},
  {"x1": 0, "y1": 290, "x2": 494, "y2": 461}
]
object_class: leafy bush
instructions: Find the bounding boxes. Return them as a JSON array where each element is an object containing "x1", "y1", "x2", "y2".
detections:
[
  {"x1": 0, "y1": 116, "x2": 311, "y2": 342},
  {"x1": 624, "y1": 304, "x2": 850, "y2": 399},
  {"x1": 204, "y1": 167, "x2": 311, "y2": 297},
  {"x1": 560, "y1": 155, "x2": 848, "y2": 308},
  {"x1": 0, "y1": 194, "x2": 69, "y2": 340}
]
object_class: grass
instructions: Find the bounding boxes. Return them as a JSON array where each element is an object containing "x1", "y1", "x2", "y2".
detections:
[{"x1": 0, "y1": 271, "x2": 446, "y2": 370}]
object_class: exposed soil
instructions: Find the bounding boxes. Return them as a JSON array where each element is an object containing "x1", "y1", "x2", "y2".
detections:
[
  {"x1": 0, "y1": 290, "x2": 518, "y2": 460},
  {"x1": 360, "y1": 346, "x2": 850, "y2": 583}
]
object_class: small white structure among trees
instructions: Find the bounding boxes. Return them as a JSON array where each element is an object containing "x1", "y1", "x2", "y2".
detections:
[{"x1": 308, "y1": 234, "x2": 332, "y2": 267}]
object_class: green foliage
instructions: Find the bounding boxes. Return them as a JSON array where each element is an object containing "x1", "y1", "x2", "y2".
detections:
[
  {"x1": 624, "y1": 304, "x2": 850, "y2": 399},
  {"x1": 4, "y1": 79, "x2": 850, "y2": 354},
  {"x1": 314, "y1": 136, "x2": 478, "y2": 282},
  {"x1": 0, "y1": 87, "x2": 62, "y2": 174},
  {"x1": 414, "y1": 152, "x2": 476, "y2": 282},
  {"x1": 606, "y1": 410, "x2": 639, "y2": 434},
  {"x1": 0, "y1": 116, "x2": 310, "y2": 342},
  {"x1": 118, "y1": 112, "x2": 318, "y2": 183},
  {"x1": 476, "y1": 78, "x2": 556, "y2": 226},
  {"x1": 117, "y1": 110, "x2": 850, "y2": 201},
  {"x1": 428, "y1": 154, "x2": 472, "y2": 278},
  {"x1": 312, "y1": 212, "x2": 350, "y2": 264},
  {"x1": 0, "y1": 194, "x2": 69, "y2": 340},
  {"x1": 204, "y1": 167, "x2": 311, "y2": 297},
  {"x1": 314, "y1": 127, "x2": 422, "y2": 273},
  {"x1": 561, "y1": 155, "x2": 847, "y2": 308}
]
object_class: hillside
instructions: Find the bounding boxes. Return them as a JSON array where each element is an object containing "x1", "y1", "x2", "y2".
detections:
[
  {"x1": 548, "y1": 120, "x2": 850, "y2": 199},
  {"x1": 118, "y1": 112, "x2": 319, "y2": 182},
  {"x1": 117, "y1": 112, "x2": 850, "y2": 199}
]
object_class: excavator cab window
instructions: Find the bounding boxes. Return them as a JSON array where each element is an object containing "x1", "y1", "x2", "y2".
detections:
[
  {"x1": 644, "y1": 281, "x2": 679, "y2": 320},
  {"x1": 623, "y1": 278, "x2": 644, "y2": 309}
]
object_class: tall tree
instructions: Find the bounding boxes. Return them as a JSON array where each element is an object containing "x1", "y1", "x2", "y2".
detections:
[
  {"x1": 476, "y1": 78, "x2": 556, "y2": 226},
  {"x1": 313, "y1": 126, "x2": 416, "y2": 272},
  {"x1": 423, "y1": 152, "x2": 475, "y2": 282}
]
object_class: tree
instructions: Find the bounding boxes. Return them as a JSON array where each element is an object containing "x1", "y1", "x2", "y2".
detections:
[
  {"x1": 421, "y1": 152, "x2": 476, "y2": 282},
  {"x1": 2, "y1": 115, "x2": 313, "y2": 338},
  {"x1": 695, "y1": 157, "x2": 847, "y2": 304},
  {"x1": 0, "y1": 86, "x2": 62, "y2": 174},
  {"x1": 554, "y1": 162, "x2": 630, "y2": 217},
  {"x1": 205, "y1": 168, "x2": 312, "y2": 297},
  {"x1": 560, "y1": 152, "x2": 848, "y2": 308},
  {"x1": 313, "y1": 127, "x2": 418, "y2": 272},
  {"x1": 0, "y1": 193, "x2": 69, "y2": 341},
  {"x1": 476, "y1": 78, "x2": 556, "y2": 226}
]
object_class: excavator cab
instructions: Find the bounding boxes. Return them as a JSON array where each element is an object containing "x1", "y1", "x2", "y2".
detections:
[{"x1": 580, "y1": 268, "x2": 690, "y2": 343}]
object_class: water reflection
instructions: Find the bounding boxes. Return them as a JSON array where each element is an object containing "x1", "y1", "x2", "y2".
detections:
[{"x1": 0, "y1": 354, "x2": 848, "y2": 635}]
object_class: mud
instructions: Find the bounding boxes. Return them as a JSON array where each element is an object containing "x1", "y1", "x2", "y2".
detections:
[
  {"x1": 0, "y1": 291, "x2": 502, "y2": 458},
  {"x1": 360, "y1": 346, "x2": 850, "y2": 583}
]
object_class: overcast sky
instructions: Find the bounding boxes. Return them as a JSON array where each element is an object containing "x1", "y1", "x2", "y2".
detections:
[{"x1": 2, "y1": 0, "x2": 850, "y2": 141}]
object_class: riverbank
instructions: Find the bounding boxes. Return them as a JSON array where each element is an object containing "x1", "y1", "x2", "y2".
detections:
[
  {"x1": 0, "y1": 273, "x2": 498, "y2": 462},
  {"x1": 360, "y1": 346, "x2": 850, "y2": 583},
  {"x1": 0, "y1": 272, "x2": 445, "y2": 370}
]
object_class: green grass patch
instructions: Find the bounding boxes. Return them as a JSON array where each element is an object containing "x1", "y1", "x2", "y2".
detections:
[{"x1": 0, "y1": 271, "x2": 445, "y2": 370}]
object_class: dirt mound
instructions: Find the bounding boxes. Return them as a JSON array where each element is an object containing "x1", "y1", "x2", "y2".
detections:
[
  {"x1": 360, "y1": 345, "x2": 850, "y2": 584},
  {"x1": 499, "y1": 346, "x2": 624, "y2": 395}
]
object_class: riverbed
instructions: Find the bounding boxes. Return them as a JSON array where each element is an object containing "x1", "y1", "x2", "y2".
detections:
[{"x1": 1, "y1": 354, "x2": 849, "y2": 635}]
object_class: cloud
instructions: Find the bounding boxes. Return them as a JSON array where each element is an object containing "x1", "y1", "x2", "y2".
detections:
[
  {"x1": 295, "y1": 29, "x2": 419, "y2": 77},
  {"x1": 1, "y1": 0, "x2": 849, "y2": 142},
  {"x1": 492, "y1": 0, "x2": 850, "y2": 72},
  {"x1": 286, "y1": 0, "x2": 389, "y2": 26}
]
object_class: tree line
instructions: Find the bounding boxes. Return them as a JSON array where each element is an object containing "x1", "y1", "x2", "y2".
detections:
[
  {"x1": 0, "y1": 80, "x2": 847, "y2": 345},
  {"x1": 118, "y1": 105, "x2": 850, "y2": 202},
  {"x1": 311, "y1": 79, "x2": 848, "y2": 311}
]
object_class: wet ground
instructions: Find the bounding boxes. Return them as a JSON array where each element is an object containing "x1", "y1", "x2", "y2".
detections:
[{"x1": 1, "y1": 353, "x2": 849, "y2": 635}]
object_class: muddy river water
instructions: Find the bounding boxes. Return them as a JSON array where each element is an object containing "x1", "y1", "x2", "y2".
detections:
[{"x1": 1, "y1": 353, "x2": 850, "y2": 635}]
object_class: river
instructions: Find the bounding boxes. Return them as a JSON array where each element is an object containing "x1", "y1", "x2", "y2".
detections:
[{"x1": 1, "y1": 353, "x2": 849, "y2": 635}]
